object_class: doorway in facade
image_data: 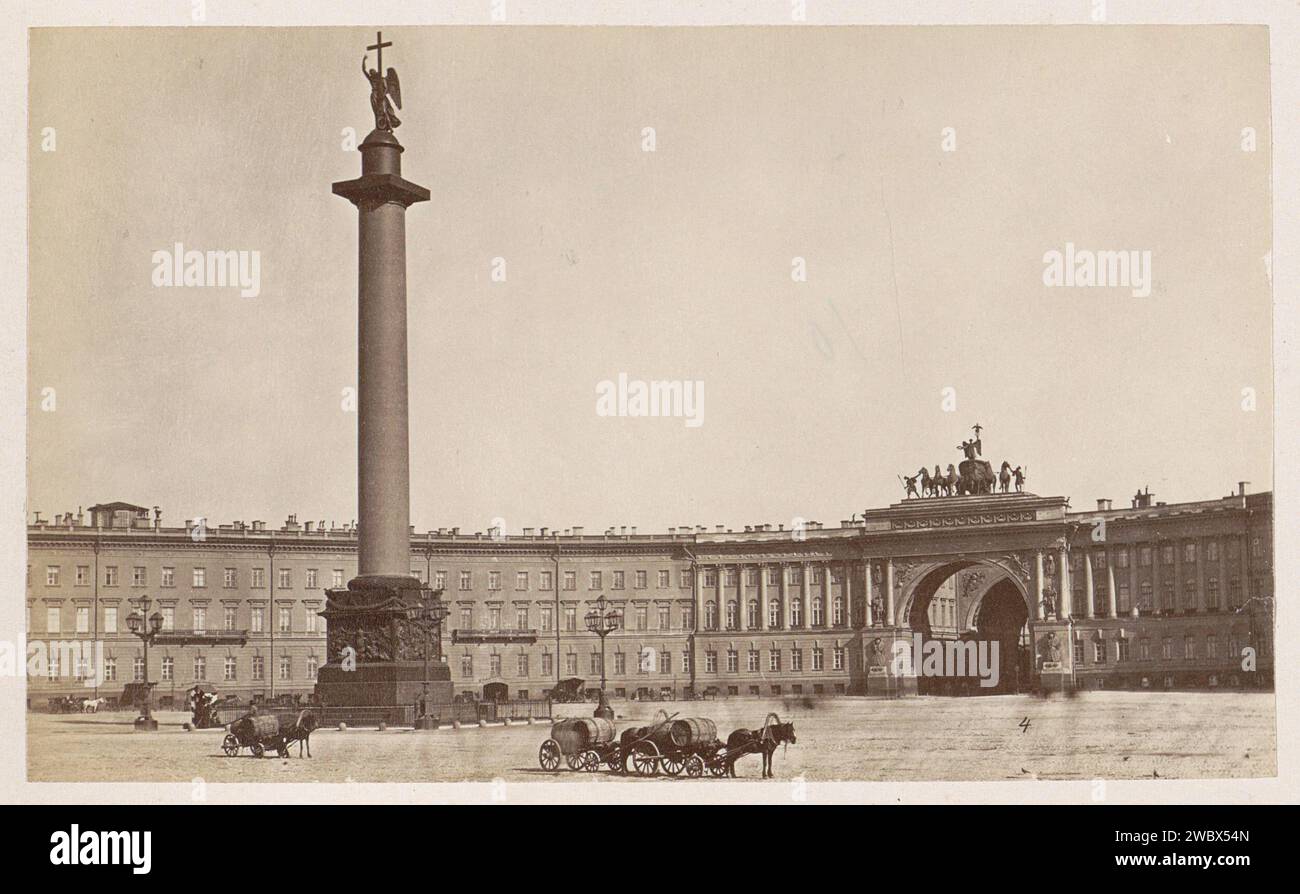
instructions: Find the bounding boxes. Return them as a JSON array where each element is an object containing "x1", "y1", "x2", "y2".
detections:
[
  {"x1": 482, "y1": 681, "x2": 508, "y2": 703},
  {"x1": 971, "y1": 579, "x2": 1030, "y2": 695}
]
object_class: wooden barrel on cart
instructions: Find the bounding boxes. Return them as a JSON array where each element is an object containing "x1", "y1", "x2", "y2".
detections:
[
  {"x1": 663, "y1": 717, "x2": 717, "y2": 748},
  {"x1": 230, "y1": 714, "x2": 280, "y2": 741},
  {"x1": 550, "y1": 717, "x2": 616, "y2": 753}
]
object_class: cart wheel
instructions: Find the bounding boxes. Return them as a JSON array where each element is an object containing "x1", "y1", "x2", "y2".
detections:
[
  {"x1": 605, "y1": 744, "x2": 622, "y2": 771},
  {"x1": 538, "y1": 739, "x2": 562, "y2": 771},
  {"x1": 685, "y1": 754, "x2": 705, "y2": 778},
  {"x1": 221, "y1": 734, "x2": 239, "y2": 757},
  {"x1": 661, "y1": 752, "x2": 687, "y2": 776},
  {"x1": 581, "y1": 750, "x2": 601, "y2": 772},
  {"x1": 709, "y1": 757, "x2": 728, "y2": 777},
  {"x1": 631, "y1": 742, "x2": 660, "y2": 776},
  {"x1": 277, "y1": 745, "x2": 290, "y2": 759},
  {"x1": 250, "y1": 742, "x2": 265, "y2": 759},
  {"x1": 565, "y1": 751, "x2": 585, "y2": 771}
]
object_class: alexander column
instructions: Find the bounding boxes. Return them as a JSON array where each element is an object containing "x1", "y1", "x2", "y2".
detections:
[{"x1": 316, "y1": 33, "x2": 452, "y2": 721}]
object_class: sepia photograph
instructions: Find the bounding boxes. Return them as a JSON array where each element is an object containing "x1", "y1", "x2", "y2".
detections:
[{"x1": 1, "y1": 0, "x2": 1296, "y2": 868}]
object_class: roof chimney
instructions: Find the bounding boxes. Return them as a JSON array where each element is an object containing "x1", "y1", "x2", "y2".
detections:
[{"x1": 1238, "y1": 481, "x2": 1248, "y2": 497}]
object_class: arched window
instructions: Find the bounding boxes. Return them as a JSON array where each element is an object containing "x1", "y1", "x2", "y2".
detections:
[
  {"x1": 811, "y1": 597, "x2": 823, "y2": 627},
  {"x1": 704, "y1": 601, "x2": 716, "y2": 629},
  {"x1": 725, "y1": 601, "x2": 737, "y2": 630},
  {"x1": 747, "y1": 600, "x2": 759, "y2": 628},
  {"x1": 791, "y1": 598, "x2": 803, "y2": 628},
  {"x1": 832, "y1": 596, "x2": 844, "y2": 627},
  {"x1": 768, "y1": 600, "x2": 781, "y2": 628}
]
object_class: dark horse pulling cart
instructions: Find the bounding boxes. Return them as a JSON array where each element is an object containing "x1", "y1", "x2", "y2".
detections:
[{"x1": 538, "y1": 717, "x2": 620, "y2": 772}]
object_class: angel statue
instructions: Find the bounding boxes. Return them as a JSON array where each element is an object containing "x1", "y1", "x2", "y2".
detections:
[{"x1": 363, "y1": 55, "x2": 402, "y2": 131}]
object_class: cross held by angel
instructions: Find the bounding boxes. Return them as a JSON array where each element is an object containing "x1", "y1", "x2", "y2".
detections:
[{"x1": 363, "y1": 31, "x2": 402, "y2": 131}]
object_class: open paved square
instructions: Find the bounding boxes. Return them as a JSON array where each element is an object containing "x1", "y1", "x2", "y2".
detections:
[{"x1": 27, "y1": 691, "x2": 1275, "y2": 784}]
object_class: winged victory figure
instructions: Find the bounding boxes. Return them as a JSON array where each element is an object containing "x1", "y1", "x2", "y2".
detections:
[{"x1": 363, "y1": 55, "x2": 402, "y2": 131}]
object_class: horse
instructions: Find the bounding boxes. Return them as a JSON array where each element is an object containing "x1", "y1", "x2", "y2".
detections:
[
  {"x1": 723, "y1": 713, "x2": 797, "y2": 778},
  {"x1": 999, "y1": 461, "x2": 1012, "y2": 493},
  {"x1": 279, "y1": 710, "x2": 319, "y2": 758},
  {"x1": 916, "y1": 467, "x2": 934, "y2": 498},
  {"x1": 940, "y1": 464, "x2": 960, "y2": 496},
  {"x1": 81, "y1": 697, "x2": 106, "y2": 713},
  {"x1": 618, "y1": 709, "x2": 675, "y2": 774}
]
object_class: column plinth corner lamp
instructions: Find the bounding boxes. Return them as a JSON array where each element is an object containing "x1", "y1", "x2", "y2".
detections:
[
  {"x1": 584, "y1": 595, "x2": 623, "y2": 693},
  {"x1": 406, "y1": 589, "x2": 449, "y2": 729},
  {"x1": 125, "y1": 596, "x2": 165, "y2": 731}
]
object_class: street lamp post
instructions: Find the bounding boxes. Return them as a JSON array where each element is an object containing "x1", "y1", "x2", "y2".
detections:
[
  {"x1": 406, "y1": 589, "x2": 449, "y2": 730},
  {"x1": 584, "y1": 595, "x2": 623, "y2": 694},
  {"x1": 125, "y1": 596, "x2": 165, "y2": 731}
]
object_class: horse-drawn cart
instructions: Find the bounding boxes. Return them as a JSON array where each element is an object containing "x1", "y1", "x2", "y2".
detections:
[
  {"x1": 222, "y1": 713, "x2": 287, "y2": 758},
  {"x1": 538, "y1": 717, "x2": 620, "y2": 772},
  {"x1": 621, "y1": 713, "x2": 723, "y2": 777}
]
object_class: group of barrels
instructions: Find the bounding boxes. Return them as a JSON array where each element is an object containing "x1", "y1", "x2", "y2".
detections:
[{"x1": 540, "y1": 714, "x2": 726, "y2": 777}]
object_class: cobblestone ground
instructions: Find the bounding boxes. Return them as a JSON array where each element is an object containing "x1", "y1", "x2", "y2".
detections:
[{"x1": 27, "y1": 691, "x2": 1275, "y2": 783}]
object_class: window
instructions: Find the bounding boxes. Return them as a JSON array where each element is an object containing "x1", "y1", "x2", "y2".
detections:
[
  {"x1": 160, "y1": 566, "x2": 175, "y2": 587},
  {"x1": 104, "y1": 606, "x2": 118, "y2": 634},
  {"x1": 193, "y1": 607, "x2": 206, "y2": 633},
  {"x1": 791, "y1": 598, "x2": 803, "y2": 628},
  {"x1": 768, "y1": 650, "x2": 781, "y2": 672},
  {"x1": 791, "y1": 648, "x2": 803, "y2": 671},
  {"x1": 747, "y1": 600, "x2": 759, "y2": 629},
  {"x1": 306, "y1": 569, "x2": 318, "y2": 589},
  {"x1": 1206, "y1": 578, "x2": 1220, "y2": 610},
  {"x1": 46, "y1": 566, "x2": 60, "y2": 587},
  {"x1": 1161, "y1": 582, "x2": 1175, "y2": 612},
  {"x1": 725, "y1": 601, "x2": 737, "y2": 630},
  {"x1": 832, "y1": 597, "x2": 844, "y2": 627},
  {"x1": 307, "y1": 656, "x2": 318, "y2": 679},
  {"x1": 703, "y1": 569, "x2": 716, "y2": 587},
  {"x1": 812, "y1": 647, "x2": 824, "y2": 671},
  {"x1": 566, "y1": 653, "x2": 578, "y2": 676},
  {"x1": 1117, "y1": 550, "x2": 1130, "y2": 569},
  {"x1": 1207, "y1": 541, "x2": 1220, "y2": 562},
  {"x1": 1140, "y1": 546, "x2": 1152, "y2": 566},
  {"x1": 1117, "y1": 637, "x2": 1130, "y2": 662},
  {"x1": 75, "y1": 606, "x2": 89, "y2": 633},
  {"x1": 488, "y1": 607, "x2": 501, "y2": 630},
  {"x1": 1139, "y1": 581, "x2": 1153, "y2": 611},
  {"x1": 193, "y1": 567, "x2": 207, "y2": 588},
  {"x1": 539, "y1": 571, "x2": 552, "y2": 591},
  {"x1": 516, "y1": 571, "x2": 529, "y2": 591},
  {"x1": 635, "y1": 605, "x2": 647, "y2": 631},
  {"x1": 1183, "y1": 580, "x2": 1197, "y2": 610},
  {"x1": 681, "y1": 652, "x2": 690, "y2": 674},
  {"x1": 459, "y1": 571, "x2": 472, "y2": 591},
  {"x1": 810, "y1": 567, "x2": 822, "y2": 584},
  {"x1": 789, "y1": 567, "x2": 803, "y2": 585},
  {"x1": 250, "y1": 568, "x2": 264, "y2": 588},
  {"x1": 460, "y1": 655, "x2": 473, "y2": 678},
  {"x1": 1093, "y1": 641, "x2": 1106, "y2": 664},
  {"x1": 1073, "y1": 641, "x2": 1084, "y2": 665},
  {"x1": 1228, "y1": 578, "x2": 1241, "y2": 608},
  {"x1": 1161, "y1": 545, "x2": 1175, "y2": 565},
  {"x1": 768, "y1": 601, "x2": 781, "y2": 628},
  {"x1": 679, "y1": 570, "x2": 692, "y2": 588},
  {"x1": 833, "y1": 647, "x2": 845, "y2": 671},
  {"x1": 252, "y1": 656, "x2": 264, "y2": 680},
  {"x1": 614, "y1": 652, "x2": 626, "y2": 674},
  {"x1": 279, "y1": 655, "x2": 291, "y2": 680},
  {"x1": 589, "y1": 571, "x2": 602, "y2": 590},
  {"x1": 306, "y1": 609, "x2": 318, "y2": 633},
  {"x1": 512, "y1": 606, "x2": 527, "y2": 629},
  {"x1": 1184, "y1": 636, "x2": 1196, "y2": 660},
  {"x1": 46, "y1": 607, "x2": 60, "y2": 634},
  {"x1": 704, "y1": 602, "x2": 717, "y2": 629},
  {"x1": 162, "y1": 656, "x2": 174, "y2": 681},
  {"x1": 635, "y1": 570, "x2": 647, "y2": 589},
  {"x1": 460, "y1": 607, "x2": 472, "y2": 629},
  {"x1": 132, "y1": 566, "x2": 147, "y2": 586},
  {"x1": 278, "y1": 606, "x2": 291, "y2": 633},
  {"x1": 160, "y1": 606, "x2": 175, "y2": 631},
  {"x1": 564, "y1": 606, "x2": 577, "y2": 631},
  {"x1": 104, "y1": 566, "x2": 118, "y2": 587},
  {"x1": 658, "y1": 605, "x2": 670, "y2": 629},
  {"x1": 1139, "y1": 639, "x2": 1151, "y2": 661},
  {"x1": 540, "y1": 653, "x2": 552, "y2": 677},
  {"x1": 333, "y1": 569, "x2": 345, "y2": 588},
  {"x1": 540, "y1": 606, "x2": 553, "y2": 632},
  {"x1": 811, "y1": 598, "x2": 823, "y2": 627},
  {"x1": 224, "y1": 606, "x2": 237, "y2": 631},
  {"x1": 612, "y1": 571, "x2": 624, "y2": 590},
  {"x1": 224, "y1": 568, "x2": 237, "y2": 588},
  {"x1": 518, "y1": 653, "x2": 529, "y2": 677},
  {"x1": 682, "y1": 605, "x2": 694, "y2": 629},
  {"x1": 726, "y1": 650, "x2": 738, "y2": 673},
  {"x1": 589, "y1": 653, "x2": 602, "y2": 676},
  {"x1": 488, "y1": 571, "x2": 501, "y2": 591},
  {"x1": 103, "y1": 658, "x2": 117, "y2": 682},
  {"x1": 75, "y1": 565, "x2": 89, "y2": 586},
  {"x1": 1161, "y1": 637, "x2": 1173, "y2": 660},
  {"x1": 1206, "y1": 635, "x2": 1217, "y2": 659},
  {"x1": 224, "y1": 657, "x2": 237, "y2": 681},
  {"x1": 277, "y1": 568, "x2": 290, "y2": 589},
  {"x1": 747, "y1": 649, "x2": 760, "y2": 672},
  {"x1": 704, "y1": 651, "x2": 717, "y2": 674},
  {"x1": 747, "y1": 567, "x2": 760, "y2": 586},
  {"x1": 767, "y1": 567, "x2": 781, "y2": 586},
  {"x1": 658, "y1": 570, "x2": 670, "y2": 588},
  {"x1": 1117, "y1": 582, "x2": 1130, "y2": 614},
  {"x1": 1184, "y1": 543, "x2": 1197, "y2": 563},
  {"x1": 660, "y1": 652, "x2": 672, "y2": 674},
  {"x1": 133, "y1": 655, "x2": 145, "y2": 681},
  {"x1": 251, "y1": 607, "x2": 264, "y2": 633}
]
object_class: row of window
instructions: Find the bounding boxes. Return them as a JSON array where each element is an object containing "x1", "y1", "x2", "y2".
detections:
[
  {"x1": 44, "y1": 653, "x2": 318, "y2": 683},
  {"x1": 1071, "y1": 633, "x2": 1265, "y2": 665},
  {"x1": 31, "y1": 604, "x2": 318, "y2": 636},
  {"x1": 1074, "y1": 536, "x2": 1267, "y2": 570},
  {"x1": 455, "y1": 645, "x2": 849, "y2": 679},
  {"x1": 463, "y1": 596, "x2": 851, "y2": 632},
  {"x1": 1071, "y1": 576, "x2": 1270, "y2": 614},
  {"x1": 34, "y1": 565, "x2": 344, "y2": 590}
]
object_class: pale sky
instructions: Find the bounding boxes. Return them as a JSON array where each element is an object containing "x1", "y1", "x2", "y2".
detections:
[{"x1": 27, "y1": 26, "x2": 1273, "y2": 533}]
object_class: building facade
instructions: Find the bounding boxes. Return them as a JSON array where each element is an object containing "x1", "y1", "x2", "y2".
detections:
[{"x1": 24, "y1": 486, "x2": 1274, "y2": 707}]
